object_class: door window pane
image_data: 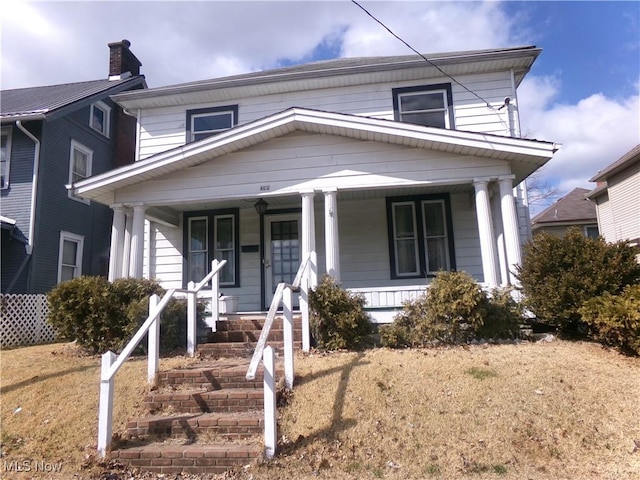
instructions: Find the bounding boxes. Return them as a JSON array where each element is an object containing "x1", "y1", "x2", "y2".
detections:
[{"x1": 271, "y1": 220, "x2": 299, "y2": 286}]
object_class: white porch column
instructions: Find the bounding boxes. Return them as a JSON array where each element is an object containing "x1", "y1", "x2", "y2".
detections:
[
  {"x1": 300, "y1": 190, "x2": 316, "y2": 353},
  {"x1": 108, "y1": 205, "x2": 126, "y2": 281},
  {"x1": 473, "y1": 179, "x2": 499, "y2": 287},
  {"x1": 128, "y1": 204, "x2": 146, "y2": 279},
  {"x1": 499, "y1": 175, "x2": 523, "y2": 285},
  {"x1": 323, "y1": 188, "x2": 340, "y2": 282},
  {"x1": 121, "y1": 210, "x2": 133, "y2": 277}
]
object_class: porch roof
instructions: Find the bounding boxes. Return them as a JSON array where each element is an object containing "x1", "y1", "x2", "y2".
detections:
[{"x1": 73, "y1": 107, "x2": 559, "y2": 206}]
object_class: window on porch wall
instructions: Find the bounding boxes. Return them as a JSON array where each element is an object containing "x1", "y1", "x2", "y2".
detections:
[
  {"x1": 185, "y1": 210, "x2": 238, "y2": 287},
  {"x1": 388, "y1": 195, "x2": 454, "y2": 279}
]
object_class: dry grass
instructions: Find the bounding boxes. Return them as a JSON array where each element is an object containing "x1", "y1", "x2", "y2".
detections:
[
  {"x1": 0, "y1": 342, "x2": 195, "y2": 479},
  {"x1": 1, "y1": 340, "x2": 639, "y2": 479},
  {"x1": 247, "y1": 341, "x2": 640, "y2": 480}
]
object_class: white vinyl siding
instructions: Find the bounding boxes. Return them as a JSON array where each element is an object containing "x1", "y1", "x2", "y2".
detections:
[
  {"x1": 117, "y1": 132, "x2": 511, "y2": 205},
  {"x1": 136, "y1": 71, "x2": 517, "y2": 160},
  {"x1": 598, "y1": 162, "x2": 640, "y2": 243},
  {"x1": 57, "y1": 231, "x2": 84, "y2": 283}
]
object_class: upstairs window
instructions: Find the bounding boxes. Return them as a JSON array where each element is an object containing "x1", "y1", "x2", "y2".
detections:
[
  {"x1": 186, "y1": 105, "x2": 238, "y2": 142},
  {"x1": 392, "y1": 83, "x2": 454, "y2": 129},
  {"x1": 90, "y1": 101, "x2": 111, "y2": 137},
  {"x1": 1, "y1": 127, "x2": 11, "y2": 189},
  {"x1": 68, "y1": 140, "x2": 92, "y2": 203},
  {"x1": 387, "y1": 194, "x2": 455, "y2": 279}
]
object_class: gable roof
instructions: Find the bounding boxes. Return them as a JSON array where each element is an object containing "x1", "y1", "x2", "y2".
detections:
[
  {"x1": 73, "y1": 107, "x2": 558, "y2": 206},
  {"x1": 0, "y1": 76, "x2": 146, "y2": 123},
  {"x1": 589, "y1": 144, "x2": 640, "y2": 183},
  {"x1": 531, "y1": 187, "x2": 597, "y2": 228},
  {"x1": 112, "y1": 46, "x2": 540, "y2": 110}
]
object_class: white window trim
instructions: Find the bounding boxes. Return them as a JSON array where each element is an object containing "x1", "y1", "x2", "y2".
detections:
[
  {"x1": 391, "y1": 201, "x2": 420, "y2": 277},
  {"x1": 421, "y1": 199, "x2": 450, "y2": 274},
  {"x1": 398, "y1": 89, "x2": 451, "y2": 129},
  {"x1": 90, "y1": 101, "x2": 111, "y2": 137},
  {"x1": 57, "y1": 231, "x2": 84, "y2": 283},
  {"x1": 187, "y1": 216, "x2": 209, "y2": 283},
  {"x1": 68, "y1": 140, "x2": 93, "y2": 204},
  {"x1": 213, "y1": 213, "x2": 236, "y2": 286},
  {"x1": 1, "y1": 126, "x2": 12, "y2": 190},
  {"x1": 190, "y1": 110, "x2": 235, "y2": 142}
]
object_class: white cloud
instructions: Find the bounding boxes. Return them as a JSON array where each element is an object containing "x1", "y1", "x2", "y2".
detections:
[{"x1": 520, "y1": 74, "x2": 640, "y2": 196}]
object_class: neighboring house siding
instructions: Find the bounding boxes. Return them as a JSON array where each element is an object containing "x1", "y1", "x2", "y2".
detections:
[
  {"x1": 115, "y1": 132, "x2": 512, "y2": 205},
  {"x1": 29, "y1": 111, "x2": 114, "y2": 293},
  {"x1": 0, "y1": 125, "x2": 38, "y2": 293},
  {"x1": 606, "y1": 162, "x2": 640, "y2": 241},
  {"x1": 0, "y1": 125, "x2": 38, "y2": 241},
  {"x1": 594, "y1": 193, "x2": 615, "y2": 241},
  {"x1": 136, "y1": 71, "x2": 516, "y2": 160}
]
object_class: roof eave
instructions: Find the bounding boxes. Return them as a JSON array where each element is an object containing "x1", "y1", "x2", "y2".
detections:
[
  {"x1": 112, "y1": 46, "x2": 540, "y2": 109},
  {"x1": 73, "y1": 107, "x2": 557, "y2": 205}
]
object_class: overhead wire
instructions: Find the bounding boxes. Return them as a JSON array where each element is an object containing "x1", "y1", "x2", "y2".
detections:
[{"x1": 350, "y1": 0, "x2": 512, "y2": 132}]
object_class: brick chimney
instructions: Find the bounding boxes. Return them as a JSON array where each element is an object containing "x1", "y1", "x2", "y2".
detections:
[{"x1": 108, "y1": 39, "x2": 142, "y2": 80}]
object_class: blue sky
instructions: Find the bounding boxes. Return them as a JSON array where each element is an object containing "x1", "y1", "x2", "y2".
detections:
[{"x1": 2, "y1": 1, "x2": 638, "y2": 213}]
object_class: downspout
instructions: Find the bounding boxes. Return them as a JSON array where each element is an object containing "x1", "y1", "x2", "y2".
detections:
[
  {"x1": 16, "y1": 120, "x2": 41, "y2": 252},
  {"x1": 6, "y1": 120, "x2": 42, "y2": 293}
]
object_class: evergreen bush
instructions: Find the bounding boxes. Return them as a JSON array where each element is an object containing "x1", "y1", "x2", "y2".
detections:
[
  {"x1": 380, "y1": 271, "x2": 523, "y2": 347},
  {"x1": 579, "y1": 284, "x2": 640, "y2": 356},
  {"x1": 308, "y1": 275, "x2": 372, "y2": 350},
  {"x1": 516, "y1": 228, "x2": 640, "y2": 333},
  {"x1": 48, "y1": 276, "x2": 196, "y2": 354}
]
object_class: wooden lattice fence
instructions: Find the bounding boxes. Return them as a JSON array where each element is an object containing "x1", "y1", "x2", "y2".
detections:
[{"x1": 0, "y1": 294, "x2": 57, "y2": 348}]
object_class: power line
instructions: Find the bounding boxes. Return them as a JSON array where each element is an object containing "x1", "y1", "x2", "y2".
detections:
[{"x1": 350, "y1": 0, "x2": 501, "y2": 112}]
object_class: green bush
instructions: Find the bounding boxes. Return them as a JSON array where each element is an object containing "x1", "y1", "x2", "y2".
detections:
[
  {"x1": 516, "y1": 228, "x2": 640, "y2": 333},
  {"x1": 380, "y1": 271, "x2": 523, "y2": 347},
  {"x1": 579, "y1": 284, "x2": 640, "y2": 356},
  {"x1": 48, "y1": 276, "x2": 196, "y2": 354},
  {"x1": 308, "y1": 275, "x2": 373, "y2": 350}
]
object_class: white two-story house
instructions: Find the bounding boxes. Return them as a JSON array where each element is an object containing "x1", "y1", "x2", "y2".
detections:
[{"x1": 73, "y1": 46, "x2": 559, "y2": 322}]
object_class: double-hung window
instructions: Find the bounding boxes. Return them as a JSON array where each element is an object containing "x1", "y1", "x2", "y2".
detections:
[
  {"x1": 58, "y1": 231, "x2": 84, "y2": 283},
  {"x1": 185, "y1": 210, "x2": 239, "y2": 287},
  {"x1": 387, "y1": 195, "x2": 455, "y2": 278},
  {"x1": 392, "y1": 83, "x2": 454, "y2": 129},
  {"x1": 68, "y1": 140, "x2": 92, "y2": 203},
  {"x1": 186, "y1": 105, "x2": 238, "y2": 142},
  {"x1": 1, "y1": 126, "x2": 11, "y2": 189},
  {"x1": 90, "y1": 101, "x2": 111, "y2": 137}
]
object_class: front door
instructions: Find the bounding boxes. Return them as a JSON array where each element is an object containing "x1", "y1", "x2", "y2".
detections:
[{"x1": 264, "y1": 214, "x2": 301, "y2": 307}]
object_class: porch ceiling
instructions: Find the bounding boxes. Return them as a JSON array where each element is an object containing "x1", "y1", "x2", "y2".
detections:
[{"x1": 154, "y1": 184, "x2": 474, "y2": 214}]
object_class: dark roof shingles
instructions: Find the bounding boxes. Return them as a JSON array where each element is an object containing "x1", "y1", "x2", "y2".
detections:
[{"x1": 531, "y1": 187, "x2": 597, "y2": 225}]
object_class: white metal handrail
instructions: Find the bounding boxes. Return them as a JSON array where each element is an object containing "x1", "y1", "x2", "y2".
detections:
[
  {"x1": 97, "y1": 259, "x2": 226, "y2": 458},
  {"x1": 245, "y1": 253, "x2": 310, "y2": 459}
]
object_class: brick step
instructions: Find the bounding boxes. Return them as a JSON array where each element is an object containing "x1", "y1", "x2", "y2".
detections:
[
  {"x1": 144, "y1": 388, "x2": 263, "y2": 414},
  {"x1": 197, "y1": 341, "x2": 300, "y2": 359},
  {"x1": 207, "y1": 329, "x2": 302, "y2": 343},
  {"x1": 110, "y1": 443, "x2": 262, "y2": 475},
  {"x1": 127, "y1": 411, "x2": 263, "y2": 440},
  {"x1": 156, "y1": 360, "x2": 280, "y2": 390},
  {"x1": 213, "y1": 317, "x2": 302, "y2": 332}
]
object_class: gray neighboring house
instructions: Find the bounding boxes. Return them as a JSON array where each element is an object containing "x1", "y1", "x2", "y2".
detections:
[
  {"x1": 0, "y1": 40, "x2": 146, "y2": 293},
  {"x1": 531, "y1": 187, "x2": 599, "y2": 238},
  {"x1": 587, "y1": 144, "x2": 640, "y2": 249}
]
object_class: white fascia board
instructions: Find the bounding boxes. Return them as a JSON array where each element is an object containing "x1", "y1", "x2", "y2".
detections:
[{"x1": 74, "y1": 108, "x2": 558, "y2": 201}]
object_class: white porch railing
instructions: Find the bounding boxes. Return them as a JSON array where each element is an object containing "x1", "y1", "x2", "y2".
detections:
[
  {"x1": 97, "y1": 259, "x2": 226, "y2": 458},
  {"x1": 245, "y1": 253, "x2": 311, "y2": 459}
]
